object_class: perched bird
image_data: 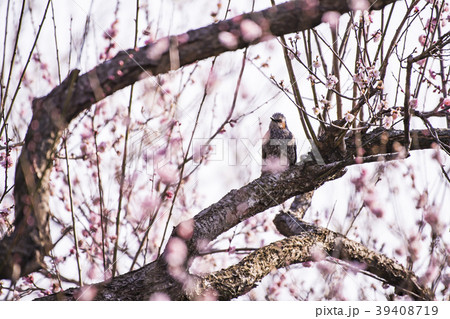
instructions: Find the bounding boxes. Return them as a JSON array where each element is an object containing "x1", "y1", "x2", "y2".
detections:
[{"x1": 261, "y1": 113, "x2": 297, "y2": 174}]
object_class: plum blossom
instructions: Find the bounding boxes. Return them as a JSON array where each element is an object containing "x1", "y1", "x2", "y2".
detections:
[
  {"x1": 424, "y1": 206, "x2": 445, "y2": 235},
  {"x1": 0, "y1": 153, "x2": 12, "y2": 168},
  {"x1": 218, "y1": 31, "x2": 238, "y2": 49},
  {"x1": 322, "y1": 11, "x2": 341, "y2": 30},
  {"x1": 312, "y1": 57, "x2": 321, "y2": 68},
  {"x1": 382, "y1": 115, "x2": 393, "y2": 129},
  {"x1": 443, "y1": 97, "x2": 450, "y2": 107},
  {"x1": 372, "y1": 30, "x2": 381, "y2": 42},
  {"x1": 353, "y1": 72, "x2": 366, "y2": 87},
  {"x1": 363, "y1": 10, "x2": 373, "y2": 25},
  {"x1": 367, "y1": 66, "x2": 380, "y2": 81},
  {"x1": 409, "y1": 98, "x2": 418, "y2": 109},
  {"x1": 320, "y1": 98, "x2": 333, "y2": 109},
  {"x1": 391, "y1": 109, "x2": 399, "y2": 120},
  {"x1": 418, "y1": 34, "x2": 427, "y2": 46},
  {"x1": 149, "y1": 292, "x2": 171, "y2": 301},
  {"x1": 156, "y1": 163, "x2": 179, "y2": 185},
  {"x1": 307, "y1": 73, "x2": 317, "y2": 82},
  {"x1": 350, "y1": 0, "x2": 370, "y2": 11},
  {"x1": 74, "y1": 286, "x2": 98, "y2": 301},
  {"x1": 344, "y1": 111, "x2": 355, "y2": 123},
  {"x1": 165, "y1": 237, "x2": 188, "y2": 267},
  {"x1": 310, "y1": 244, "x2": 326, "y2": 262},
  {"x1": 136, "y1": 194, "x2": 160, "y2": 221},
  {"x1": 416, "y1": 58, "x2": 426, "y2": 67},
  {"x1": 240, "y1": 19, "x2": 262, "y2": 42},
  {"x1": 146, "y1": 37, "x2": 170, "y2": 60},
  {"x1": 326, "y1": 74, "x2": 338, "y2": 89},
  {"x1": 261, "y1": 157, "x2": 288, "y2": 174},
  {"x1": 377, "y1": 99, "x2": 389, "y2": 111},
  {"x1": 176, "y1": 219, "x2": 194, "y2": 240}
]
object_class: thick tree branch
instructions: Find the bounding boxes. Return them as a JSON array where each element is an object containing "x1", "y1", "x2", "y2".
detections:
[
  {"x1": 1, "y1": 0, "x2": 401, "y2": 281},
  {"x1": 193, "y1": 229, "x2": 432, "y2": 300},
  {"x1": 345, "y1": 127, "x2": 450, "y2": 157},
  {"x1": 272, "y1": 213, "x2": 434, "y2": 301},
  {"x1": 36, "y1": 142, "x2": 443, "y2": 301},
  {"x1": 37, "y1": 160, "x2": 347, "y2": 300}
]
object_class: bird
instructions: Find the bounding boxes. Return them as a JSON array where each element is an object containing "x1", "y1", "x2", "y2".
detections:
[{"x1": 261, "y1": 113, "x2": 297, "y2": 174}]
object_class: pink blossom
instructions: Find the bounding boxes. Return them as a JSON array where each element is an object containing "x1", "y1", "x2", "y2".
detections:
[
  {"x1": 407, "y1": 234, "x2": 421, "y2": 262},
  {"x1": 322, "y1": 11, "x2": 341, "y2": 30},
  {"x1": 193, "y1": 144, "x2": 212, "y2": 163},
  {"x1": 261, "y1": 157, "x2": 288, "y2": 174},
  {"x1": 240, "y1": 19, "x2": 262, "y2": 42},
  {"x1": 419, "y1": 256, "x2": 440, "y2": 285},
  {"x1": 149, "y1": 292, "x2": 171, "y2": 301},
  {"x1": 165, "y1": 190, "x2": 174, "y2": 199},
  {"x1": 326, "y1": 74, "x2": 338, "y2": 89},
  {"x1": 165, "y1": 237, "x2": 187, "y2": 267},
  {"x1": 218, "y1": 31, "x2": 238, "y2": 49},
  {"x1": 136, "y1": 194, "x2": 160, "y2": 221},
  {"x1": 177, "y1": 33, "x2": 189, "y2": 44},
  {"x1": 350, "y1": 0, "x2": 370, "y2": 11},
  {"x1": 307, "y1": 73, "x2": 317, "y2": 82},
  {"x1": 97, "y1": 141, "x2": 107, "y2": 153},
  {"x1": 363, "y1": 10, "x2": 373, "y2": 25},
  {"x1": 382, "y1": 115, "x2": 393, "y2": 129},
  {"x1": 156, "y1": 164, "x2": 179, "y2": 185},
  {"x1": 443, "y1": 97, "x2": 450, "y2": 107},
  {"x1": 74, "y1": 285, "x2": 98, "y2": 301},
  {"x1": 0, "y1": 154, "x2": 12, "y2": 168},
  {"x1": 353, "y1": 73, "x2": 366, "y2": 87},
  {"x1": 418, "y1": 34, "x2": 427, "y2": 46},
  {"x1": 87, "y1": 263, "x2": 100, "y2": 280},
  {"x1": 310, "y1": 245, "x2": 326, "y2": 262},
  {"x1": 176, "y1": 219, "x2": 194, "y2": 240},
  {"x1": 378, "y1": 99, "x2": 389, "y2": 111},
  {"x1": 312, "y1": 57, "x2": 321, "y2": 68},
  {"x1": 392, "y1": 109, "x2": 401, "y2": 121},
  {"x1": 317, "y1": 261, "x2": 334, "y2": 274},
  {"x1": 424, "y1": 207, "x2": 445, "y2": 235},
  {"x1": 344, "y1": 112, "x2": 355, "y2": 123},
  {"x1": 146, "y1": 37, "x2": 170, "y2": 60},
  {"x1": 320, "y1": 98, "x2": 332, "y2": 109},
  {"x1": 416, "y1": 58, "x2": 426, "y2": 67},
  {"x1": 367, "y1": 67, "x2": 380, "y2": 81},
  {"x1": 425, "y1": 18, "x2": 437, "y2": 32},
  {"x1": 409, "y1": 98, "x2": 418, "y2": 109},
  {"x1": 372, "y1": 30, "x2": 381, "y2": 42},
  {"x1": 351, "y1": 168, "x2": 367, "y2": 192}
]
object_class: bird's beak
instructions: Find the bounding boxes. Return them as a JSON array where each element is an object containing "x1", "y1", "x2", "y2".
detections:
[{"x1": 270, "y1": 117, "x2": 275, "y2": 121}]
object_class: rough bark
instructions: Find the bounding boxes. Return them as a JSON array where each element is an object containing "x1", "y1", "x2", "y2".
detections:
[
  {"x1": 0, "y1": 0, "x2": 443, "y2": 301},
  {"x1": 271, "y1": 213, "x2": 434, "y2": 301},
  {"x1": 0, "y1": 0, "x2": 401, "y2": 282}
]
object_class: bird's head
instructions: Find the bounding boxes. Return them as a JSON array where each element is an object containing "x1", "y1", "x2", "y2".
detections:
[{"x1": 270, "y1": 113, "x2": 287, "y2": 129}]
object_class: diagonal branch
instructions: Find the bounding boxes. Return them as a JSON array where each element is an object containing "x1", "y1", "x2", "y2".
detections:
[
  {"x1": 271, "y1": 213, "x2": 433, "y2": 300},
  {"x1": 1, "y1": 0, "x2": 401, "y2": 281},
  {"x1": 193, "y1": 215, "x2": 433, "y2": 300}
]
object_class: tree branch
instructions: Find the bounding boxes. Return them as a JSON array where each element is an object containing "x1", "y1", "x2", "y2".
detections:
[
  {"x1": 271, "y1": 212, "x2": 433, "y2": 301},
  {"x1": 0, "y1": 0, "x2": 401, "y2": 281}
]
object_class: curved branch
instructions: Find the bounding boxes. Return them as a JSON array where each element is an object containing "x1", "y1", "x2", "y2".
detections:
[
  {"x1": 1, "y1": 0, "x2": 401, "y2": 281},
  {"x1": 191, "y1": 213, "x2": 433, "y2": 301}
]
